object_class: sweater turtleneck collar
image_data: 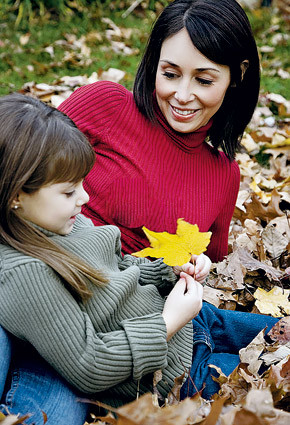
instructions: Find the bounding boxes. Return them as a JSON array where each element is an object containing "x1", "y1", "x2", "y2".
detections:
[{"x1": 153, "y1": 92, "x2": 212, "y2": 153}]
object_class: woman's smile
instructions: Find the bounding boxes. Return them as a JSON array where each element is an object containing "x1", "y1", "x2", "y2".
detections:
[{"x1": 170, "y1": 104, "x2": 200, "y2": 119}]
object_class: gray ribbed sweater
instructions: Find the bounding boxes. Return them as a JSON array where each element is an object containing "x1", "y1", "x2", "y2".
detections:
[{"x1": 0, "y1": 215, "x2": 193, "y2": 406}]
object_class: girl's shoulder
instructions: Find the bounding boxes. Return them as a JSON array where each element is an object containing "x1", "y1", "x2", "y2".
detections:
[
  {"x1": 0, "y1": 215, "x2": 121, "y2": 274},
  {"x1": 0, "y1": 242, "x2": 44, "y2": 276}
]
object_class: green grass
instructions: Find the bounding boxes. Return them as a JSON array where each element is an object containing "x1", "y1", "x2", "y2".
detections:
[
  {"x1": 0, "y1": 6, "x2": 154, "y2": 95},
  {"x1": 247, "y1": 7, "x2": 290, "y2": 99},
  {"x1": 0, "y1": 4, "x2": 289, "y2": 99}
]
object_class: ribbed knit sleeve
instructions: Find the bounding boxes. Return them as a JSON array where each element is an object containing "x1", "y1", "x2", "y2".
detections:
[
  {"x1": 59, "y1": 81, "x2": 127, "y2": 147},
  {"x1": 206, "y1": 157, "x2": 240, "y2": 261},
  {"x1": 118, "y1": 255, "x2": 177, "y2": 289},
  {"x1": 0, "y1": 260, "x2": 168, "y2": 393}
]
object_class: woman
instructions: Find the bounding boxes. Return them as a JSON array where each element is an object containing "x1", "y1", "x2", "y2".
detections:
[
  {"x1": 59, "y1": 0, "x2": 259, "y2": 263},
  {"x1": 1, "y1": 0, "x2": 265, "y2": 423}
]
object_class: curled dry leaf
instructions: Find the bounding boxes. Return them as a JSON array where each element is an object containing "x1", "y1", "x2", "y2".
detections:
[
  {"x1": 202, "y1": 286, "x2": 238, "y2": 309},
  {"x1": 167, "y1": 373, "x2": 185, "y2": 406},
  {"x1": 260, "y1": 344, "x2": 290, "y2": 366},
  {"x1": 244, "y1": 387, "x2": 275, "y2": 418},
  {"x1": 211, "y1": 363, "x2": 254, "y2": 405},
  {"x1": 237, "y1": 247, "x2": 283, "y2": 281},
  {"x1": 215, "y1": 249, "x2": 247, "y2": 288},
  {"x1": 239, "y1": 329, "x2": 266, "y2": 375},
  {"x1": 234, "y1": 189, "x2": 284, "y2": 224}
]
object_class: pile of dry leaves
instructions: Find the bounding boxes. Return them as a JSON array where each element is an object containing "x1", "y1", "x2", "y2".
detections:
[{"x1": 1, "y1": 69, "x2": 289, "y2": 424}]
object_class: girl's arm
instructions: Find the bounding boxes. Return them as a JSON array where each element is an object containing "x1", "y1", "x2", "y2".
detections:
[
  {"x1": 0, "y1": 262, "x2": 168, "y2": 394},
  {"x1": 118, "y1": 254, "x2": 177, "y2": 290}
]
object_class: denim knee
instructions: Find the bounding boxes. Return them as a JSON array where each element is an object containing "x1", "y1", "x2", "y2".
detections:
[
  {"x1": 193, "y1": 302, "x2": 279, "y2": 354},
  {"x1": 180, "y1": 341, "x2": 240, "y2": 400},
  {"x1": 0, "y1": 359, "x2": 89, "y2": 425}
]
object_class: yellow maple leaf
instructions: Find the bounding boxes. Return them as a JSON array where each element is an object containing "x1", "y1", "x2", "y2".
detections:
[
  {"x1": 132, "y1": 219, "x2": 211, "y2": 266},
  {"x1": 253, "y1": 287, "x2": 290, "y2": 317}
]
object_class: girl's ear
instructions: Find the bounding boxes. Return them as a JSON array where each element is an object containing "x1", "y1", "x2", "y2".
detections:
[
  {"x1": 11, "y1": 194, "x2": 21, "y2": 210},
  {"x1": 240, "y1": 60, "x2": 249, "y2": 81}
]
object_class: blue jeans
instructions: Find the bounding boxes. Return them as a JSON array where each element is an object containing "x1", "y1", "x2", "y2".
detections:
[
  {"x1": 0, "y1": 331, "x2": 89, "y2": 425},
  {"x1": 0, "y1": 326, "x2": 11, "y2": 401},
  {"x1": 180, "y1": 302, "x2": 278, "y2": 399}
]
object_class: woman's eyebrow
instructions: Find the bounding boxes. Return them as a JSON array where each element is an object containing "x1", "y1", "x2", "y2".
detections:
[
  {"x1": 160, "y1": 60, "x2": 220, "y2": 73},
  {"x1": 160, "y1": 60, "x2": 179, "y2": 67},
  {"x1": 196, "y1": 67, "x2": 220, "y2": 73}
]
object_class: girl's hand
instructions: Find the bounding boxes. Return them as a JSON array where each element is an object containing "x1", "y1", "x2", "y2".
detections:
[
  {"x1": 162, "y1": 272, "x2": 203, "y2": 341},
  {"x1": 172, "y1": 253, "x2": 211, "y2": 284},
  {"x1": 191, "y1": 254, "x2": 211, "y2": 284}
]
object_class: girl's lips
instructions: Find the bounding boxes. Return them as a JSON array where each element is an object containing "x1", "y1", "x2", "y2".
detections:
[{"x1": 70, "y1": 210, "x2": 81, "y2": 220}]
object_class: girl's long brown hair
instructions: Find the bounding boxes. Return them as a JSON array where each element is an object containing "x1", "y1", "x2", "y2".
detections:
[{"x1": 0, "y1": 93, "x2": 107, "y2": 300}]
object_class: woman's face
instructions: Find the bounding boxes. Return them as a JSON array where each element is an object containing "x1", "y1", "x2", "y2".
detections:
[{"x1": 155, "y1": 28, "x2": 231, "y2": 133}]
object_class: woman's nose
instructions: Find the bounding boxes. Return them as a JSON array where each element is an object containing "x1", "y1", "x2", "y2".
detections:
[{"x1": 174, "y1": 81, "x2": 195, "y2": 104}]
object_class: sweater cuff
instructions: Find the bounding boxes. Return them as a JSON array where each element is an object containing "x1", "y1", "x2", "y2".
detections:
[
  {"x1": 138, "y1": 259, "x2": 177, "y2": 288},
  {"x1": 121, "y1": 313, "x2": 168, "y2": 380}
]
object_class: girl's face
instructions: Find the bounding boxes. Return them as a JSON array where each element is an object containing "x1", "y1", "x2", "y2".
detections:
[
  {"x1": 15, "y1": 180, "x2": 89, "y2": 235},
  {"x1": 155, "y1": 28, "x2": 231, "y2": 133}
]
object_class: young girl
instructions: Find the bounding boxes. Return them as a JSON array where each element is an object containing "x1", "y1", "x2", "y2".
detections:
[
  {"x1": 0, "y1": 94, "x2": 278, "y2": 425},
  {"x1": 0, "y1": 93, "x2": 207, "y2": 423}
]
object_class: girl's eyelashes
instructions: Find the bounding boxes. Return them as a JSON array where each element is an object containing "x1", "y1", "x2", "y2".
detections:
[{"x1": 65, "y1": 191, "x2": 75, "y2": 197}]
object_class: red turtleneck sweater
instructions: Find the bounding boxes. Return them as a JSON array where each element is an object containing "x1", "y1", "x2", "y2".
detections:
[{"x1": 59, "y1": 81, "x2": 240, "y2": 262}]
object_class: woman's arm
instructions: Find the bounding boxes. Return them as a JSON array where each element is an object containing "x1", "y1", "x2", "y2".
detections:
[{"x1": 206, "y1": 160, "x2": 240, "y2": 262}]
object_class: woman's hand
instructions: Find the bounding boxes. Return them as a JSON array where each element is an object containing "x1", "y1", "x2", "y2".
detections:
[
  {"x1": 172, "y1": 253, "x2": 211, "y2": 285},
  {"x1": 162, "y1": 272, "x2": 203, "y2": 341}
]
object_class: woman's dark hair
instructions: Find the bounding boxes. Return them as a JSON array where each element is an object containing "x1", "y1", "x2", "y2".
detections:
[
  {"x1": 0, "y1": 93, "x2": 107, "y2": 300},
  {"x1": 133, "y1": 0, "x2": 260, "y2": 160}
]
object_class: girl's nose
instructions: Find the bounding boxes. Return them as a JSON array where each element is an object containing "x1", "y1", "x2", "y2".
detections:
[{"x1": 77, "y1": 187, "x2": 89, "y2": 206}]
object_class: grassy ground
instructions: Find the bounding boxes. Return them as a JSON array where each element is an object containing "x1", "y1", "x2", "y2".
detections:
[{"x1": 0, "y1": 3, "x2": 289, "y2": 98}]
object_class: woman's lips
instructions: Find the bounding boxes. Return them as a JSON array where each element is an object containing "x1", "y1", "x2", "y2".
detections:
[{"x1": 170, "y1": 104, "x2": 199, "y2": 120}]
